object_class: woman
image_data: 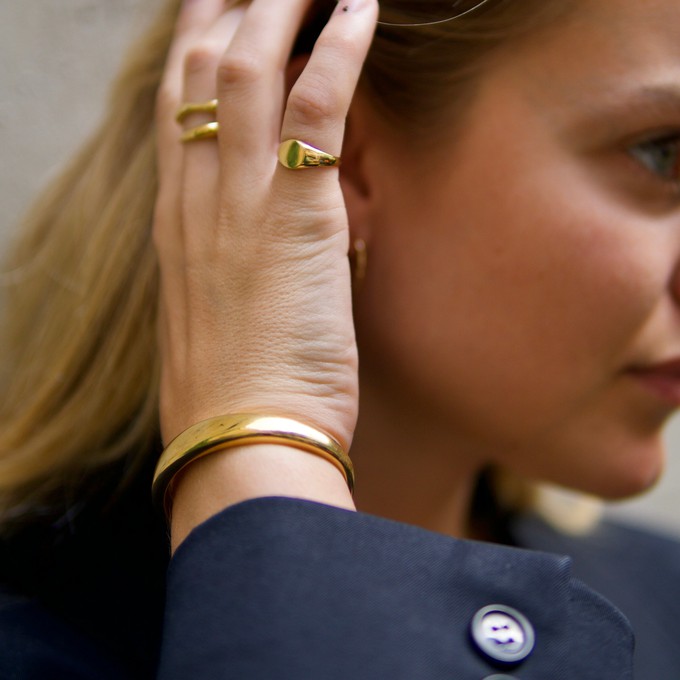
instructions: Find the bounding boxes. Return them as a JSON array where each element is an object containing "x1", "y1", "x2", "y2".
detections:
[{"x1": 1, "y1": 0, "x2": 679, "y2": 677}]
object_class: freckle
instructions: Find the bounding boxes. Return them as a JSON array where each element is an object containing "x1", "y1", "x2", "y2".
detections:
[{"x1": 342, "y1": 5, "x2": 349, "y2": 11}]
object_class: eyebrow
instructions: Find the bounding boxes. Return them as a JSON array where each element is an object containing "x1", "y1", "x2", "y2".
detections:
[
  {"x1": 588, "y1": 83, "x2": 680, "y2": 118},
  {"x1": 555, "y1": 81, "x2": 680, "y2": 141}
]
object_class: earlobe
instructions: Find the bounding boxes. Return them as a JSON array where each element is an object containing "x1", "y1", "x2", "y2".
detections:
[{"x1": 348, "y1": 236, "x2": 368, "y2": 292}]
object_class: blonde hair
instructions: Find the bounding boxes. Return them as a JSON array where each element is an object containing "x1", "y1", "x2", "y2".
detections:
[
  {"x1": 0, "y1": 2, "x2": 178, "y2": 526},
  {"x1": 0, "y1": 0, "x2": 571, "y2": 529}
]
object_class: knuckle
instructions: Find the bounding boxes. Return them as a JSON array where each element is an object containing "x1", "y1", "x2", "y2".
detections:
[
  {"x1": 287, "y1": 78, "x2": 340, "y2": 127},
  {"x1": 217, "y1": 51, "x2": 262, "y2": 88},
  {"x1": 184, "y1": 45, "x2": 221, "y2": 77}
]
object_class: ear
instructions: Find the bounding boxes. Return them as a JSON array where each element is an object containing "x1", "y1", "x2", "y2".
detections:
[
  {"x1": 286, "y1": 54, "x2": 309, "y2": 96},
  {"x1": 339, "y1": 95, "x2": 375, "y2": 246}
]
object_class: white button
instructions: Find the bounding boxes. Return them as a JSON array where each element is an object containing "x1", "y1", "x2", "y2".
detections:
[{"x1": 470, "y1": 604, "x2": 535, "y2": 664}]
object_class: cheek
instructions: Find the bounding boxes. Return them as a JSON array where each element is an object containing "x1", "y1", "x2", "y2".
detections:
[{"x1": 360, "y1": 165, "x2": 665, "y2": 450}]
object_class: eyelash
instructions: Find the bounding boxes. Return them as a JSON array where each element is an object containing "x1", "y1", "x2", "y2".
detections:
[{"x1": 628, "y1": 133, "x2": 680, "y2": 184}]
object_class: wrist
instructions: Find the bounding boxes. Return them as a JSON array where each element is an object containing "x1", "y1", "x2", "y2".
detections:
[{"x1": 170, "y1": 443, "x2": 355, "y2": 552}]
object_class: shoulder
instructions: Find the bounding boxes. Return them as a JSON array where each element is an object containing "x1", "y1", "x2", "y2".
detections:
[
  {"x1": 161, "y1": 496, "x2": 633, "y2": 679},
  {"x1": 510, "y1": 511, "x2": 680, "y2": 597},
  {"x1": 512, "y1": 512, "x2": 680, "y2": 678}
]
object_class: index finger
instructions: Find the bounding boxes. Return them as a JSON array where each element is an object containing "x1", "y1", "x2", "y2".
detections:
[{"x1": 276, "y1": 0, "x2": 379, "y2": 196}]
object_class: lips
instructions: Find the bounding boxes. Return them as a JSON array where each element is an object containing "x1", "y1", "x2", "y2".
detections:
[{"x1": 628, "y1": 358, "x2": 680, "y2": 407}]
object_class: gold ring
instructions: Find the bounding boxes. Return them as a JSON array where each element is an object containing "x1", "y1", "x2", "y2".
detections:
[
  {"x1": 181, "y1": 121, "x2": 219, "y2": 143},
  {"x1": 278, "y1": 139, "x2": 341, "y2": 170},
  {"x1": 175, "y1": 99, "x2": 218, "y2": 123}
]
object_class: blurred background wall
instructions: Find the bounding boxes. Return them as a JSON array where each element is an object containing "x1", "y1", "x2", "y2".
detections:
[{"x1": 1, "y1": 0, "x2": 679, "y2": 535}]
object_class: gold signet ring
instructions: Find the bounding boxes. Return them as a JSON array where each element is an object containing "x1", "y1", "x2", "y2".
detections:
[
  {"x1": 278, "y1": 139, "x2": 340, "y2": 170},
  {"x1": 176, "y1": 99, "x2": 218, "y2": 123},
  {"x1": 181, "y1": 122, "x2": 219, "y2": 143}
]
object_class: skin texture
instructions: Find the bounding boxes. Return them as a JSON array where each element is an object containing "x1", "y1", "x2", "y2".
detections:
[
  {"x1": 154, "y1": 0, "x2": 680, "y2": 548},
  {"x1": 347, "y1": 0, "x2": 680, "y2": 530},
  {"x1": 347, "y1": 0, "x2": 680, "y2": 519},
  {"x1": 155, "y1": 0, "x2": 376, "y2": 549}
]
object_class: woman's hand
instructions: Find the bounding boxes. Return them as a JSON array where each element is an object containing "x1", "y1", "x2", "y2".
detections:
[{"x1": 153, "y1": 0, "x2": 378, "y2": 546}]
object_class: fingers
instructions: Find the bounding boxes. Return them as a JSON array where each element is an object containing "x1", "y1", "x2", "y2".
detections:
[
  {"x1": 154, "y1": 0, "x2": 227, "y2": 262},
  {"x1": 179, "y1": 11, "x2": 246, "y2": 252},
  {"x1": 154, "y1": 0, "x2": 230, "y2": 361},
  {"x1": 161, "y1": 0, "x2": 226, "y2": 106},
  {"x1": 211, "y1": 0, "x2": 378, "y2": 246},
  {"x1": 156, "y1": 0, "x2": 378, "y2": 258},
  {"x1": 154, "y1": 0, "x2": 366, "y2": 453},
  {"x1": 277, "y1": 0, "x2": 378, "y2": 201},
  {"x1": 216, "y1": 0, "x2": 316, "y2": 173},
  {"x1": 156, "y1": 0, "x2": 225, "y2": 177}
]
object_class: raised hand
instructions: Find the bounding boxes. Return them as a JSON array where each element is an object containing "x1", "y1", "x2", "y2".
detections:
[{"x1": 153, "y1": 0, "x2": 378, "y2": 546}]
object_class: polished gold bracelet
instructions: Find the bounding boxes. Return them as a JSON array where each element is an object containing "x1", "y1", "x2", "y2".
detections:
[{"x1": 152, "y1": 414, "x2": 355, "y2": 517}]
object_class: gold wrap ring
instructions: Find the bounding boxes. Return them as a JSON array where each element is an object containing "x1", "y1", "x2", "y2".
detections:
[
  {"x1": 180, "y1": 121, "x2": 219, "y2": 143},
  {"x1": 176, "y1": 99, "x2": 219, "y2": 143},
  {"x1": 176, "y1": 99, "x2": 218, "y2": 123}
]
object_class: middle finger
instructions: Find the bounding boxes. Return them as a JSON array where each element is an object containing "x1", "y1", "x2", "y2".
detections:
[{"x1": 216, "y1": 0, "x2": 316, "y2": 173}]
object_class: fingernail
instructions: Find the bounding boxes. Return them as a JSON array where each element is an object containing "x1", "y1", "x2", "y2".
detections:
[{"x1": 334, "y1": 0, "x2": 369, "y2": 14}]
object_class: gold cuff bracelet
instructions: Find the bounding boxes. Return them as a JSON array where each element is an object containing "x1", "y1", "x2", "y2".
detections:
[{"x1": 152, "y1": 414, "x2": 354, "y2": 516}]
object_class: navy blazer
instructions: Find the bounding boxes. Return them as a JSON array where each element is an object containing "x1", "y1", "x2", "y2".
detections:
[{"x1": 0, "y1": 474, "x2": 678, "y2": 679}]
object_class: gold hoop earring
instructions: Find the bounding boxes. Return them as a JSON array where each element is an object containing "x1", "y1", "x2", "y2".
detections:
[{"x1": 349, "y1": 238, "x2": 367, "y2": 292}]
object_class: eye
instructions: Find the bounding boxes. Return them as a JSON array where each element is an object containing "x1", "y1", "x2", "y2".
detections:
[{"x1": 628, "y1": 133, "x2": 680, "y2": 182}]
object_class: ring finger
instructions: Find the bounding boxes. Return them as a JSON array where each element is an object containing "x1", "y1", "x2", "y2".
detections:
[{"x1": 179, "y1": 7, "x2": 248, "y2": 252}]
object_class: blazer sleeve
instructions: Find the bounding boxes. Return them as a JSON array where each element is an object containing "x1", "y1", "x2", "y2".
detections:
[{"x1": 158, "y1": 496, "x2": 634, "y2": 680}]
